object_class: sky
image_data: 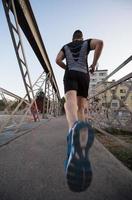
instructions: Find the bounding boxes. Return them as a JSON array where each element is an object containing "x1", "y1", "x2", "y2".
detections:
[{"x1": 0, "y1": 0, "x2": 132, "y2": 98}]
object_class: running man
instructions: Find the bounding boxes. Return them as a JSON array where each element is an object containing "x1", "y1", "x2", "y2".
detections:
[{"x1": 56, "y1": 30, "x2": 103, "y2": 192}]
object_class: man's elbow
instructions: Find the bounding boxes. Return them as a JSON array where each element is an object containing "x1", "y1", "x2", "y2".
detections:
[
  {"x1": 56, "y1": 57, "x2": 61, "y2": 65},
  {"x1": 98, "y1": 40, "x2": 104, "y2": 48}
]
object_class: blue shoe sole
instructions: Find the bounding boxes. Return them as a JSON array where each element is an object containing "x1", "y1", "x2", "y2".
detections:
[{"x1": 66, "y1": 121, "x2": 94, "y2": 192}]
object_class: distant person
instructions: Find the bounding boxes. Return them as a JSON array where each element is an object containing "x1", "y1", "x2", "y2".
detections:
[
  {"x1": 56, "y1": 30, "x2": 103, "y2": 192},
  {"x1": 31, "y1": 102, "x2": 38, "y2": 122}
]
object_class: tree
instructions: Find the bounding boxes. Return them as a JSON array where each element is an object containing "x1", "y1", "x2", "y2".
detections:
[
  {"x1": 0, "y1": 100, "x2": 6, "y2": 111},
  {"x1": 36, "y1": 89, "x2": 45, "y2": 113}
]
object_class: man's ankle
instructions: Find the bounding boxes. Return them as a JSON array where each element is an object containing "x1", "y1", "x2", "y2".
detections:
[{"x1": 71, "y1": 120, "x2": 78, "y2": 129}]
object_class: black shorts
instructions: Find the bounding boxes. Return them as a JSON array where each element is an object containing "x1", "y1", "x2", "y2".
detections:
[{"x1": 63, "y1": 70, "x2": 90, "y2": 98}]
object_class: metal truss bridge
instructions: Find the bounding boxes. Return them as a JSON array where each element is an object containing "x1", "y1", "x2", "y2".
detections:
[
  {"x1": 0, "y1": 0, "x2": 132, "y2": 136},
  {"x1": 1, "y1": 0, "x2": 61, "y2": 132},
  {"x1": 0, "y1": 1, "x2": 132, "y2": 199}
]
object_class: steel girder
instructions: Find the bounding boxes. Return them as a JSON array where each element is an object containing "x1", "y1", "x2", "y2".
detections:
[
  {"x1": 2, "y1": 0, "x2": 61, "y2": 128},
  {"x1": 2, "y1": 0, "x2": 40, "y2": 122},
  {"x1": 2, "y1": 0, "x2": 60, "y2": 100}
]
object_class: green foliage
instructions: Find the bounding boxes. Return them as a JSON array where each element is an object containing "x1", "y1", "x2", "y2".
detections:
[
  {"x1": 0, "y1": 100, "x2": 6, "y2": 111},
  {"x1": 105, "y1": 127, "x2": 132, "y2": 135},
  {"x1": 109, "y1": 147, "x2": 132, "y2": 170},
  {"x1": 36, "y1": 89, "x2": 45, "y2": 99}
]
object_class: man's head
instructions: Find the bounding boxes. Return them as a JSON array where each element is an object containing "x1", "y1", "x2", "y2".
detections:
[{"x1": 72, "y1": 30, "x2": 83, "y2": 41}]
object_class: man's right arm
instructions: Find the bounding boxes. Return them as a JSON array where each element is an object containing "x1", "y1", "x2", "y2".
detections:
[
  {"x1": 89, "y1": 39, "x2": 104, "y2": 73},
  {"x1": 56, "y1": 50, "x2": 66, "y2": 70}
]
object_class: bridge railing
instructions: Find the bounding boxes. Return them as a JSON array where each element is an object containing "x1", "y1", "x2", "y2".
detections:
[
  {"x1": 0, "y1": 72, "x2": 61, "y2": 133},
  {"x1": 0, "y1": 0, "x2": 62, "y2": 133},
  {"x1": 88, "y1": 56, "x2": 132, "y2": 132}
]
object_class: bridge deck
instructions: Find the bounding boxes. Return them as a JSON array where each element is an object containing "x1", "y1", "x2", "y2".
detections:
[{"x1": 0, "y1": 116, "x2": 132, "y2": 200}]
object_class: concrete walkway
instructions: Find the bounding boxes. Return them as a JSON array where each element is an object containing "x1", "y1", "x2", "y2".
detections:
[{"x1": 0, "y1": 116, "x2": 132, "y2": 200}]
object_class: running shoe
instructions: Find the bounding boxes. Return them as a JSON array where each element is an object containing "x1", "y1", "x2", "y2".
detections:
[
  {"x1": 64, "y1": 121, "x2": 78, "y2": 170},
  {"x1": 64, "y1": 129, "x2": 72, "y2": 170},
  {"x1": 66, "y1": 121, "x2": 94, "y2": 192}
]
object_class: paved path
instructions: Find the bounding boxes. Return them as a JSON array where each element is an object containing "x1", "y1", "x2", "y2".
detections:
[{"x1": 0, "y1": 116, "x2": 132, "y2": 200}]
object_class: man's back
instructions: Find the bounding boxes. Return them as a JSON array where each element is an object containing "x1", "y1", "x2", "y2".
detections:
[{"x1": 61, "y1": 39, "x2": 91, "y2": 73}]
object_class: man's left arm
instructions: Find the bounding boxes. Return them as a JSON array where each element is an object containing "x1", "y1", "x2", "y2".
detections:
[
  {"x1": 89, "y1": 39, "x2": 104, "y2": 73},
  {"x1": 56, "y1": 50, "x2": 66, "y2": 70}
]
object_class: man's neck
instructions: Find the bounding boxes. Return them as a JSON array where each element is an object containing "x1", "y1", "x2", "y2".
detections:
[{"x1": 73, "y1": 38, "x2": 83, "y2": 42}]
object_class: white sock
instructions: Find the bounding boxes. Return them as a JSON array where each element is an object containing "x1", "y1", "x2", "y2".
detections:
[{"x1": 69, "y1": 128, "x2": 71, "y2": 133}]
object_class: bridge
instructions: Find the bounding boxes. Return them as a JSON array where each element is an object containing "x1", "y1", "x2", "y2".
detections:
[{"x1": 0, "y1": 0, "x2": 132, "y2": 199}]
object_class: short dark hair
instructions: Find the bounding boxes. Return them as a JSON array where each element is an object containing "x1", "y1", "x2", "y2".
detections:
[{"x1": 72, "y1": 30, "x2": 83, "y2": 41}]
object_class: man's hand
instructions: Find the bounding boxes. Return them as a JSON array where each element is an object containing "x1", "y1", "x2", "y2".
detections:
[{"x1": 89, "y1": 64, "x2": 96, "y2": 74}]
